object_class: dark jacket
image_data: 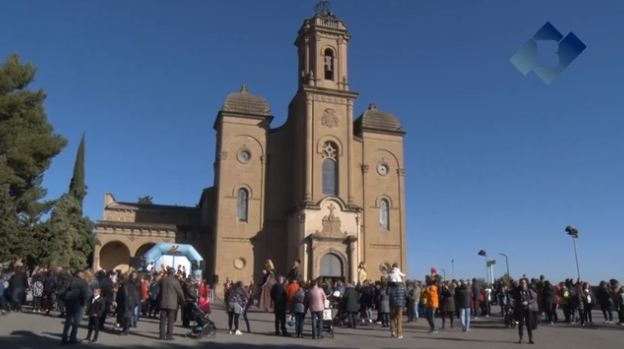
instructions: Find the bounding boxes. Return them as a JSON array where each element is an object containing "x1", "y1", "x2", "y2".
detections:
[
  {"x1": 455, "y1": 285, "x2": 472, "y2": 309},
  {"x1": 513, "y1": 287, "x2": 538, "y2": 313},
  {"x1": 542, "y1": 282, "x2": 556, "y2": 305},
  {"x1": 440, "y1": 287, "x2": 456, "y2": 312},
  {"x1": 98, "y1": 275, "x2": 114, "y2": 304},
  {"x1": 65, "y1": 276, "x2": 90, "y2": 307},
  {"x1": 86, "y1": 295, "x2": 106, "y2": 318},
  {"x1": 126, "y1": 281, "x2": 140, "y2": 309},
  {"x1": 159, "y1": 275, "x2": 185, "y2": 310},
  {"x1": 9, "y1": 269, "x2": 28, "y2": 290},
  {"x1": 388, "y1": 282, "x2": 406, "y2": 309},
  {"x1": 343, "y1": 286, "x2": 360, "y2": 313},
  {"x1": 270, "y1": 282, "x2": 288, "y2": 312}
]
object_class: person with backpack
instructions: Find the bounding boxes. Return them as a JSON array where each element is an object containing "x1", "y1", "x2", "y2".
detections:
[{"x1": 60, "y1": 271, "x2": 90, "y2": 345}]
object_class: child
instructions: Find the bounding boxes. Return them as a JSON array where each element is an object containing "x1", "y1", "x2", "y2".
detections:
[
  {"x1": 388, "y1": 263, "x2": 406, "y2": 283},
  {"x1": 85, "y1": 286, "x2": 106, "y2": 343},
  {"x1": 32, "y1": 276, "x2": 44, "y2": 313}
]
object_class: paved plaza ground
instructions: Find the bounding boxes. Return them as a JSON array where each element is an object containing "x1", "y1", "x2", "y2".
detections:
[{"x1": 0, "y1": 305, "x2": 622, "y2": 349}]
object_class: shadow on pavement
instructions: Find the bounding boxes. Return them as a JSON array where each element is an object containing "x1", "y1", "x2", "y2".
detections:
[{"x1": 2, "y1": 330, "x2": 365, "y2": 349}]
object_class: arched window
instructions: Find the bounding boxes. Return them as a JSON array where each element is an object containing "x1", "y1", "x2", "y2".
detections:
[
  {"x1": 379, "y1": 199, "x2": 389, "y2": 230},
  {"x1": 237, "y1": 188, "x2": 248, "y2": 222},
  {"x1": 323, "y1": 48, "x2": 334, "y2": 80},
  {"x1": 321, "y1": 142, "x2": 338, "y2": 196}
]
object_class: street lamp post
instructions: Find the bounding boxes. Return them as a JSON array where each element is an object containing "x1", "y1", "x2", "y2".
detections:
[
  {"x1": 451, "y1": 259, "x2": 455, "y2": 279},
  {"x1": 499, "y1": 252, "x2": 510, "y2": 279},
  {"x1": 440, "y1": 268, "x2": 447, "y2": 280},
  {"x1": 478, "y1": 250, "x2": 488, "y2": 284},
  {"x1": 565, "y1": 225, "x2": 581, "y2": 280}
]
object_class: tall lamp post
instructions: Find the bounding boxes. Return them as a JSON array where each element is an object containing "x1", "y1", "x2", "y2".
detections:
[
  {"x1": 565, "y1": 225, "x2": 581, "y2": 280},
  {"x1": 451, "y1": 259, "x2": 455, "y2": 280},
  {"x1": 478, "y1": 250, "x2": 488, "y2": 283},
  {"x1": 499, "y1": 252, "x2": 510, "y2": 279},
  {"x1": 440, "y1": 268, "x2": 447, "y2": 280}
]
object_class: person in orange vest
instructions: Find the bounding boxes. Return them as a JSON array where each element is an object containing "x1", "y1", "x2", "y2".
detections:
[{"x1": 425, "y1": 279, "x2": 439, "y2": 333}]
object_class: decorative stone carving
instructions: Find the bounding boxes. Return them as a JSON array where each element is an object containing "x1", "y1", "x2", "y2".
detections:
[
  {"x1": 321, "y1": 108, "x2": 338, "y2": 128},
  {"x1": 321, "y1": 142, "x2": 337, "y2": 160},
  {"x1": 316, "y1": 203, "x2": 344, "y2": 237},
  {"x1": 313, "y1": 94, "x2": 349, "y2": 105},
  {"x1": 233, "y1": 258, "x2": 246, "y2": 270}
]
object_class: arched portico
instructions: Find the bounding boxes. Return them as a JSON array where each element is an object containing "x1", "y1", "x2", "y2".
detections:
[{"x1": 99, "y1": 241, "x2": 131, "y2": 272}]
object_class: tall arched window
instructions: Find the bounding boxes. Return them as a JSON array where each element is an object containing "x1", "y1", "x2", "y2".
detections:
[
  {"x1": 237, "y1": 188, "x2": 248, "y2": 222},
  {"x1": 321, "y1": 142, "x2": 338, "y2": 196},
  {"x1": 379, "y1": 199, "x2": 389, "y2": 230},
  {"x1": 323, "y1": 48, "x2": 334, "y2": 80}
]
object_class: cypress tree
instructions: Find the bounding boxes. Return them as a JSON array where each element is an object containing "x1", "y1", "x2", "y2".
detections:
[{"x1": 69, "y1": 134, "x2": 86, "y2": 204}]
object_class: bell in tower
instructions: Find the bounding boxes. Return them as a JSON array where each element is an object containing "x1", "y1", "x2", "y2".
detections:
[{"x1": 295, "y1": 0, "x2": 350, "y2": 91}]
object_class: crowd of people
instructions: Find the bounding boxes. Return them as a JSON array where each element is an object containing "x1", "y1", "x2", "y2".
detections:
[{"x1": 1, "y1": 258, "x2": 623, "y2": 345}]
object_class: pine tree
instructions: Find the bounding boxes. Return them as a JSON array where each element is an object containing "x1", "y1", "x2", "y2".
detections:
[{"x1": 0, "y1": 54, "x2": 67, "y2": 264}]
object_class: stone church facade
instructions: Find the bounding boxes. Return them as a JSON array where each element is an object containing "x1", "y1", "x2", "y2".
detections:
[{"x1": 94, "y1": 8, "x2": 407, "y2": 286}]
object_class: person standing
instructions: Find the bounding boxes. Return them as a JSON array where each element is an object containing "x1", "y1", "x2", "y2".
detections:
[
  {"x1": 32, "y1": 273, "x2": 44, "y2": 313},
  {"x1": 287, "y1": 259, "x2": 300, "y2": 282},
  {"x1": 271, "y1": 276, "x2": 289, "y2": 336},
  {"x1": 8, "y1": 264, "x2": 28, "y2": 311},
  {"x1": 308, "y1": 279, "x2": 326, "y2": 340},
  {"x1": 455, "y1": 280, "x2": 473, "y2": 332},
  {"x1": 470, "y1": 279, "x2": 480, "y2": 319},
  {"x1": 60, "y1": 271, "x2": 89, "y2": 345},
  {"x1": 226, "y1": 281, "x2": 247, "y2": 335},
  {"x1": 292, "y1": 285, "x2": 306, "y2": 338},
  {"x1": 259, "y1": 259, "x2": 276, "y2": 311},
  {"x1": 581, "y1": 282, "x2": 593, "y2": 326},
  {"x1": 542, "y1": 280, "x2": 557, "y2": 324},
  {"x1": 440, "y1": 282, "x2": 456, "y2": 329},
  {"x1": 158, "y1": 268, "x2": 185, "y2": 341},
  {"x1": 84, "y1": 286, "x2": 106, "y2": 343},
  {"x1": 357, "y1": 262, "x2": 367, "y2": 286},
  {"x1": 388, "y1": 280, "x2": 406, "y2": 339},
  {"x1": 343, "y1": 283, "x2": 360, "y2": 328},
  {"x1": 596, "y1": 281, "x2": 613, "y2": 323},
  {"x1": 379, "y1": 281, "x2": 391, "y2": 328},
  {"x1": 513, "y1": 278, "x2": 537, "y2": 344},
  {"x1": 425, "y1": 279, "x2": 439, "y2": 333},
  {"x1": 96, "y1": 271, "x2": 114, "y2": 330}
]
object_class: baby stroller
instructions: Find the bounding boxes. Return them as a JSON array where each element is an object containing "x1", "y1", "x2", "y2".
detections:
[
  {"x1": 322, "y1": 299, "x2": 335, "y2": 338},
  {"x1": 187, "y1": 296, "x2": 217, "y2": 338},
  {"x1": 504, "y1": 303, "x2": 517, "y2": 328}
]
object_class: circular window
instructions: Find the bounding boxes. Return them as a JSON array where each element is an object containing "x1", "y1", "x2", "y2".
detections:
[
  {"x1": 377, "y1": 163, "x2": 389, "y2": 176},
  {"x1": 233, "y1": 258, "x2": 246, "y2": 270},
  {"x1": 237, "y1": 150, "x2": 251, "y2": 163}
]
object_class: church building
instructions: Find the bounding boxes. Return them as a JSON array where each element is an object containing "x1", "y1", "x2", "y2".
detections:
[{"x1": 94, "y1": 4, "x2": 407, "y2": 286}]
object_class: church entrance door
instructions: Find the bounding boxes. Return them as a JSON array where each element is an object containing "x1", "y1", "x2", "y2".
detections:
[{"x1": 319, "y1": 253, "x2": 344, "y2": 281}]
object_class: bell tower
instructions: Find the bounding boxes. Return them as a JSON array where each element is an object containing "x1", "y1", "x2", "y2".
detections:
[{"x1": 295, "y1": 0, "x2": 351, "y2": 91}]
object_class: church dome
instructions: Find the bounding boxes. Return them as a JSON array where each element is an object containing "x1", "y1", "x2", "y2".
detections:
[
  {"x1": 221, "y1": 84, "x2": 271, "y2": 117},
  {"x1": 355, "y1": 103, "x2": 403, "y2": 133}
]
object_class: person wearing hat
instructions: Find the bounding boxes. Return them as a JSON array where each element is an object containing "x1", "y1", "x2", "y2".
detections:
[{"x1": 85, "y1": 286, "x2": 106, "y2": 342}]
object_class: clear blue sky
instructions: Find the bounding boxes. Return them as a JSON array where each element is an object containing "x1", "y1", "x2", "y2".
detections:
[{"x1": 2, "y1": 0, "x2": 623, "y2": 284}]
